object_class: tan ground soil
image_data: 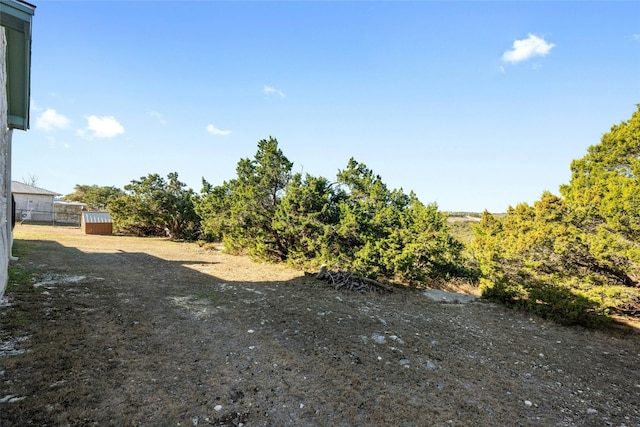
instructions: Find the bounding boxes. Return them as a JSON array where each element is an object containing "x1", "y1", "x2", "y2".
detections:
[{"x1": 1, "y1": 224, "x2": 639, "y2": 426}]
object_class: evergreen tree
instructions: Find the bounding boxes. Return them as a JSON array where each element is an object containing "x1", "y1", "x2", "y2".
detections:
[
  {"x1": 195, "y1": 178, "x2": 233, "y2": 242},
  {"x1": 63, "y1": 184, "x2": 124, "y2": 210},
  {"x1": 470, "y1": 107, "x2": 640, "y2": 326},
  {"x1": 195, "y1": 140, "x2": 464, "y2": 285},
  {"x1": 272, "y1": 173, "x2": 344, "y2": 265},
  {"x1": 331, "y1": 158, "x2": 463, "y2": 282},
  {"x1": 196, "y1": 137, "x2": 293, "y2": 260},
  {"x1": 108, "y1": 172, "x2": 200, "y2": 240}
]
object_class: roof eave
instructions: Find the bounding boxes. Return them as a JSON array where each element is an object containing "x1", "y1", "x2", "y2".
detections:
[{"x1": 1, "y1": 0, "x2": 36, "y2": 131}]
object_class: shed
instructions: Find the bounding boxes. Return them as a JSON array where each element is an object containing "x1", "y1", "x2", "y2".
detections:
[{"x1": 81, "y1": 211, "x2": 113, "y2": 235}]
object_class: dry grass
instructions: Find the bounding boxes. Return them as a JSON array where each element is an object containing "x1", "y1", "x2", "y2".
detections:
[{"x1": 1, "y1": 224, "x2": 639, "y2": 426}]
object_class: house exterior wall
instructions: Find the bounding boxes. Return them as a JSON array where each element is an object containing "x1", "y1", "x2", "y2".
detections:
[
  {"x1": 1, "y1": 1, "x2": 36, "y2": 296},
  {"x1": 13, "y1": 192, "x2": 54, "y2": 222},
  {"x1": 1, "y1": 27, "x2": 8, "y2": 295}
]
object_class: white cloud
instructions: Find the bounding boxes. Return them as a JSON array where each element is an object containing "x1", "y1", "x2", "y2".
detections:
[
  {"x1": 148, "y1": 110, "x2": 167, "y2": 125},
  {"x1": 263, "y1": 85, "x2": 286, "y2": 97},
  {"x1": 35, "y1": 108, "x2": 70, "y2": 131},
  {"x1": 80, "y1": 115, "x2": 125, "y2": 138},
  {"x1": 30, "y1": 100, "x2": 42, "y2": 113},
  {"x1": 502, "y1": 34, "x2": 555, "y2": 64},
  {"x1": 632, "y1": 34, "x2": 640, "y2": 41},
  {"x1": 205, "y1": 124, "x2": 231, "y2": 136}
]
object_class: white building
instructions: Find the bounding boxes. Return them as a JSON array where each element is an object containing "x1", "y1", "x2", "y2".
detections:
[{"x1": 11, "y1": 181, "x2": 59, "y2": 222}]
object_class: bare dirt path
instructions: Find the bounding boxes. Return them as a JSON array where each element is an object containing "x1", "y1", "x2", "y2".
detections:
[{"x1": 1, "y1": 225, "x2": 639, "y2": 426}]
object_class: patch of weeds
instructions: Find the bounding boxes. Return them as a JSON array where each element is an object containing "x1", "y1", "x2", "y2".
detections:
[
  {"x1": 6, "y1": 266, "x2": 35, "y2": 293},
  {"x1": 3, "y1": 266, "x2": 45, "y2": 332},
  {"x1": 10, "y1": 240, "x2": 31, "y2": 258}
]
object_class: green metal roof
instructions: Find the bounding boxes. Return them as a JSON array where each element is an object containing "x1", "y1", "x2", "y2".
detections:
[
  {"x1": 82, "y1": 212, "x2": 113, "y2": 224},
  {"x1": 1, "y1": 0, "x2": 35, "y2": 130}
]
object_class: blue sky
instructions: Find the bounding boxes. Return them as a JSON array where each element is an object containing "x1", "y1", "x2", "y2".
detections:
[{"x1": 13, "y1": 1, "x2": 640, "y2": 212}]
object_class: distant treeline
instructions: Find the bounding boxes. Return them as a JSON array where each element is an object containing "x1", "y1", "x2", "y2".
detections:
[{"x1": 446, "y1": 212, "x2": 483, "y2": 218}]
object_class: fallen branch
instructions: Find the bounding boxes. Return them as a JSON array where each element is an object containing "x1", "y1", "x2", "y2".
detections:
[{"x1": 316, "y1": 265, "x2": 393, "y2": 294}]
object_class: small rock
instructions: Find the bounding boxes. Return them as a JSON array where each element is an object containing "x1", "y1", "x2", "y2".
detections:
[
  {"x1": 0, "y1": 395, "x2": 26, "y2": 403},
  {"x1": 524, "y1": 400, "x2": 533, "y2": 407},
  {"x1": 587, "y1": 408, "x2": 598, "y2": 415},
  {"x1": 214, "y1": 405, "x2": 222, "y2": 411},
  {"x1": 389, "y1": 335, "x2": 405, "y2": 344},
  {"x1": 371, "y1": 333, "x2": 386, "y2": 344}
]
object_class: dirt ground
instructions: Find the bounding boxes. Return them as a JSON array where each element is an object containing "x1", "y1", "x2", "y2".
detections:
[{"x1": 1, "y1": 225, "x2": 639, "y2": 427}]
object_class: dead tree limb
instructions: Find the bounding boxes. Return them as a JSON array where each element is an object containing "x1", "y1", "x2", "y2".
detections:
[{"x1": 315, "y1": 265, "x2": 393, "y2": 294}]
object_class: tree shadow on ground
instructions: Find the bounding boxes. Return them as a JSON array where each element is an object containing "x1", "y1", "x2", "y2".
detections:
[{"x1": 2, "y1": 237, "x2": 437, "y2": 426}]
